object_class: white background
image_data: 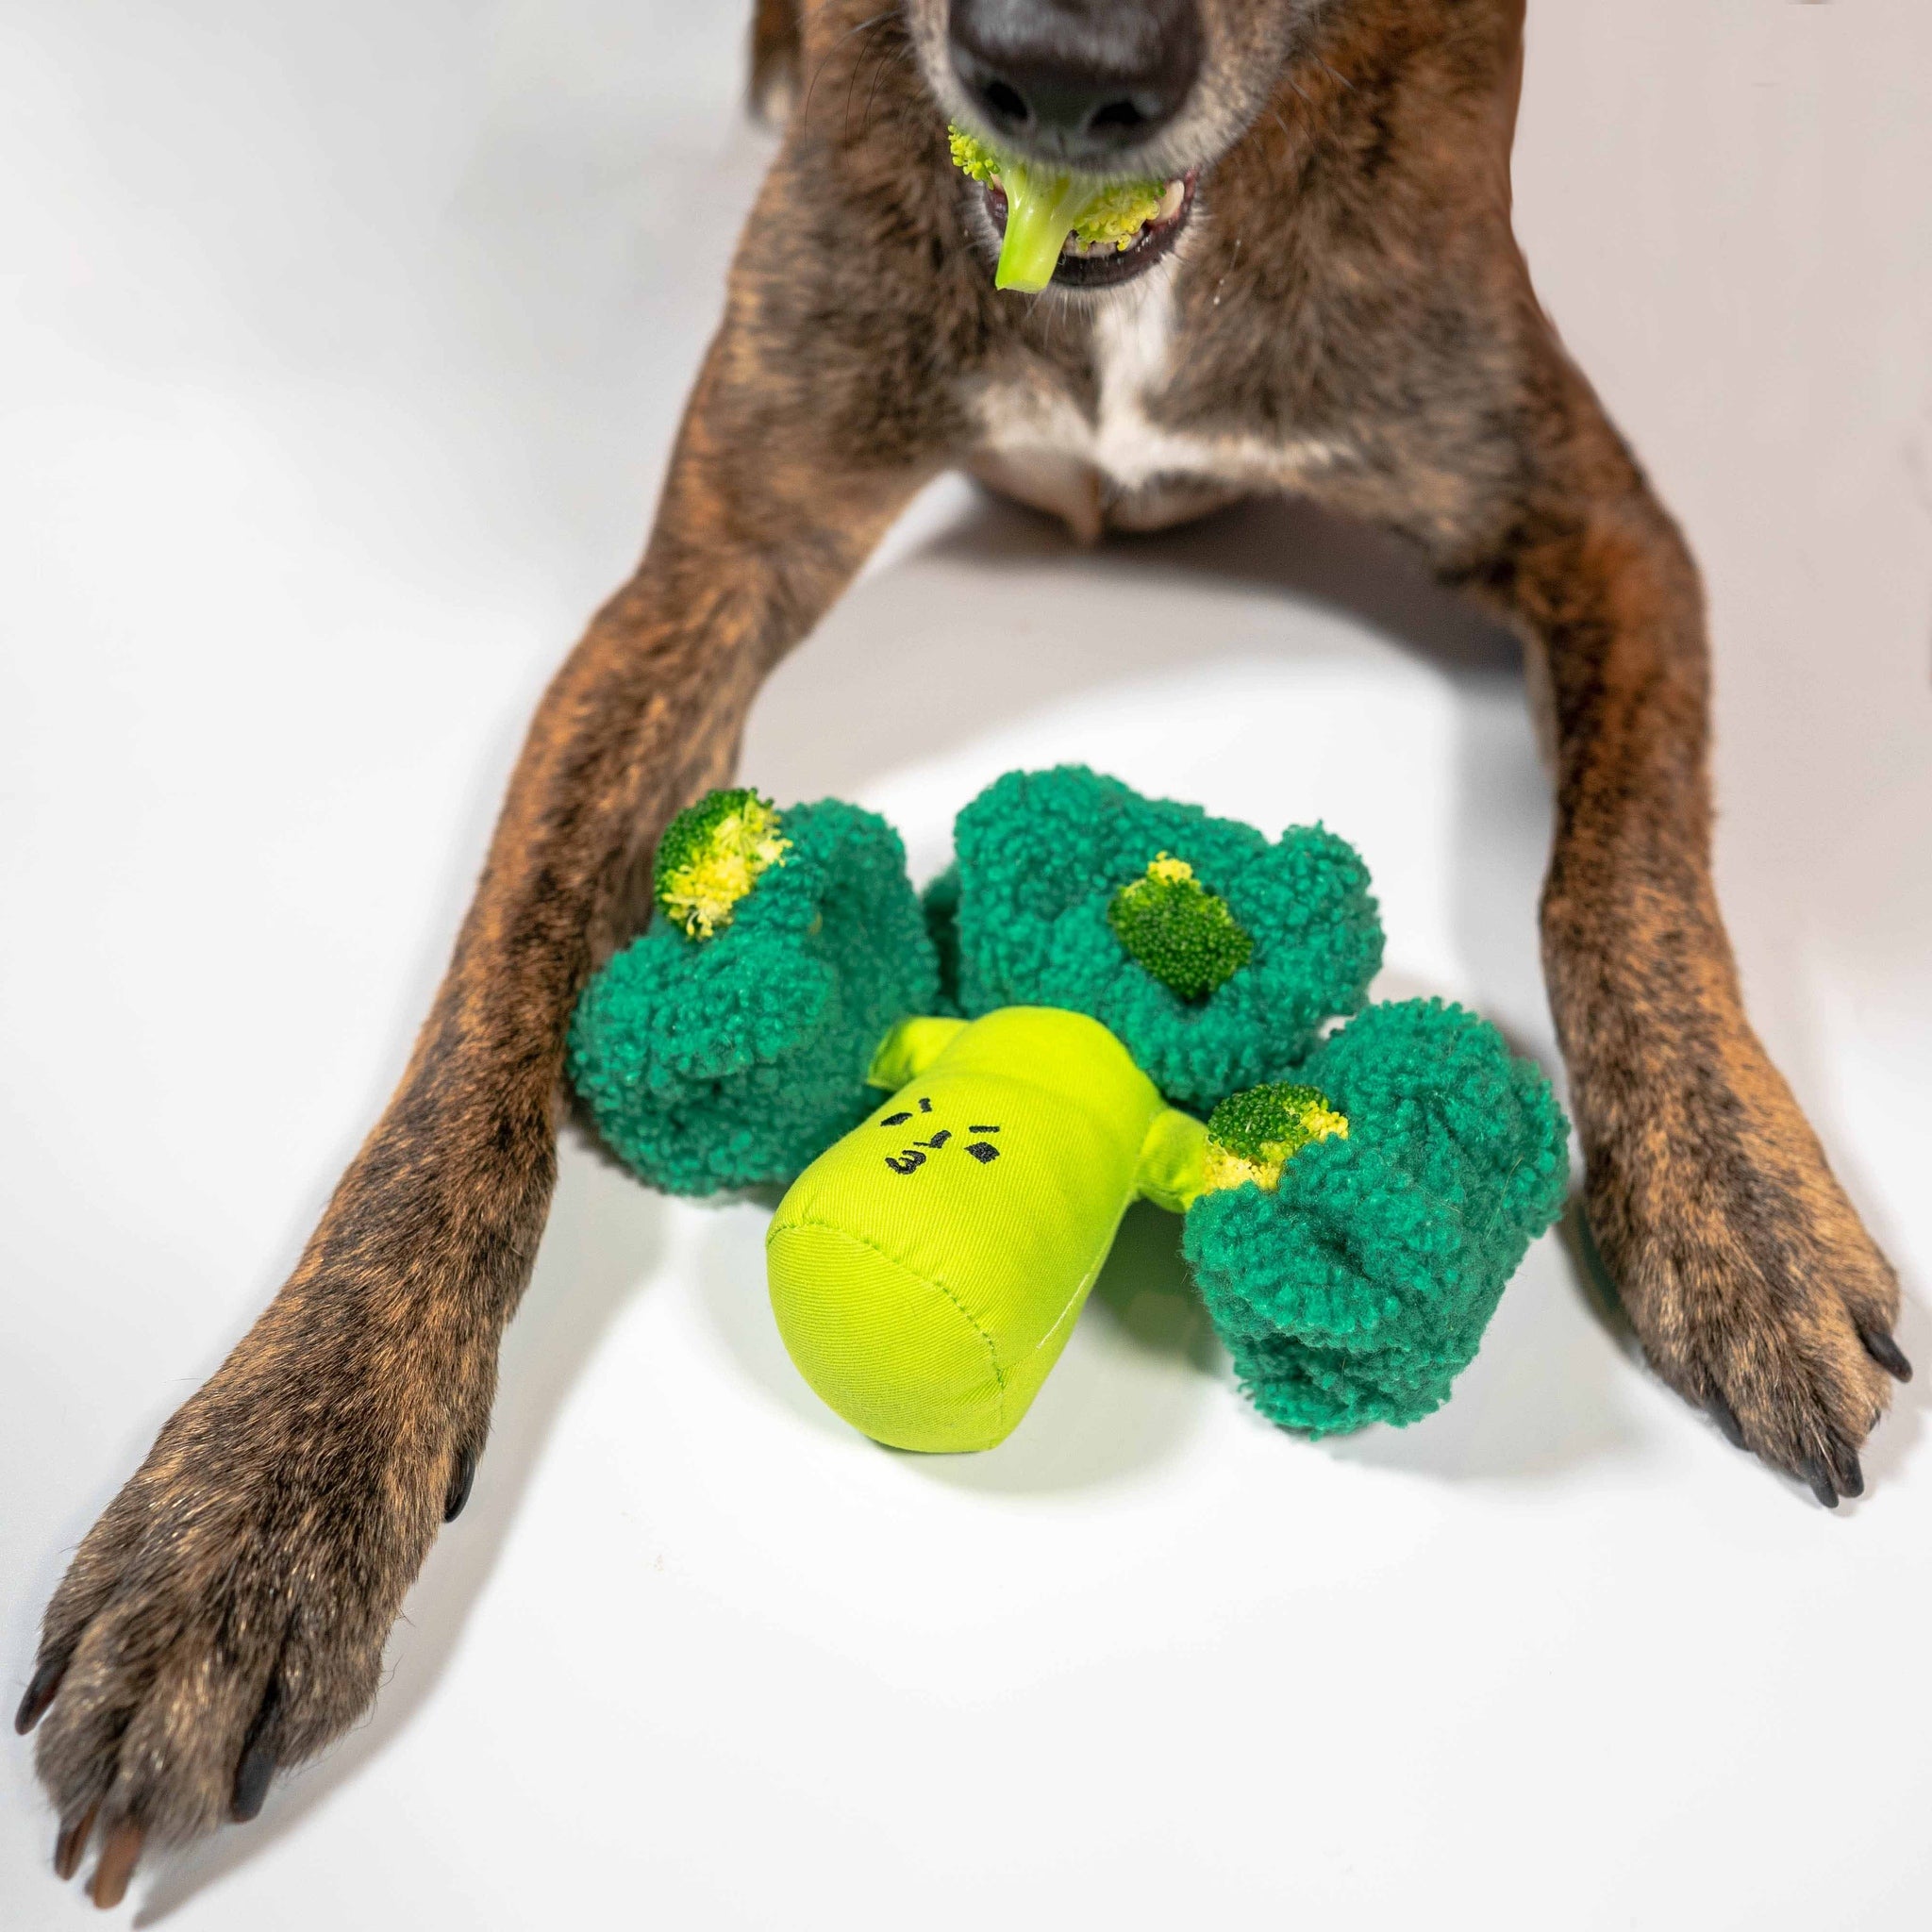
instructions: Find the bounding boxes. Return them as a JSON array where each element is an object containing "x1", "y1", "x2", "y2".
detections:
[{"x1": 4, "y1": 3, "x2": 1930, "y2": 1926}]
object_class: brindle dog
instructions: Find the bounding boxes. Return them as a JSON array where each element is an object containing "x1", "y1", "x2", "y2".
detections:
[{"x1": 20, "y1": 0, "x2": 1910, "y2": 1905}]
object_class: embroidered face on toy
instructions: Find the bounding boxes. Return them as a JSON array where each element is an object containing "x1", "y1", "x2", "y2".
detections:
[
  {"x1": 869, "y1": 1092, "x2": 1003, "y2": 1176},
  {"x1": 569, "y1": 768, "x2": 1570, "y2": 1454},
  {"x1": 767, "y1": 1005, "x2": 1176, "y2": 1451}
]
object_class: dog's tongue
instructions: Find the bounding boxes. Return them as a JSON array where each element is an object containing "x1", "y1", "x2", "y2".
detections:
[{"x1": 994, "y1": 160, "x2": 1103, "y2": 292}]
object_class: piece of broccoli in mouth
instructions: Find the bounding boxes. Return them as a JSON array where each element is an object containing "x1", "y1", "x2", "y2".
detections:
[
  {"x1": 1108, "y1": 853, "x2": 1254, "y2": 1000},
  {"x1": 1201, "y1": 1082, "x2": 1350, "y2": 1194},
  {"x1": 654, "y1": 788, "x2": 790, "y2": 940},
  {"x1": 947, "y1": 125, "x2": 1166, "y2": 293}
]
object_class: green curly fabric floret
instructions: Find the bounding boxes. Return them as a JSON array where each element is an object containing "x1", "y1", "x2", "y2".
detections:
[
  {"x1": 1202, "y1": 1082, "x2": 1349, "y2": 1192},
  {"x1": 570, "y1": 799, "x2": 938, "y2": 1194},
  {"x1": 947, "y1": 125, "x2": 1166, "y2": 292},
  {"x1": 949, "y1": 766, "x2": 1384, "y2": 1111},
  {"x1": 653, "y1": 788, "x2": 789, "y2": 940},
  {"x1": 1108, "y1": 854, "x2": 1253, "y2": 1001},
  {"x1": 921, "y1": 862, "x2": 964, "y2": 1014},
  {"x1": 1184, "y1": 999, "x2": 1571, "y2": 1436}
]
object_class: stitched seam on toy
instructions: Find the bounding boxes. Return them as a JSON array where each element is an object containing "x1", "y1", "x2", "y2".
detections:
[
  {"x1": 997, "y1": 1192, "x2": 1138, "y2": 1382},
  {"x1": 776, "y1": 1214, "x2": 1008, "y2": 1426}
]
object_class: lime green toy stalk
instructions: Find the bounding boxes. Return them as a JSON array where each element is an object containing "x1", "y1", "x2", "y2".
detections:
[{"x1": 769, "y1": 1007, "x2": 1214, "y2": 1452}]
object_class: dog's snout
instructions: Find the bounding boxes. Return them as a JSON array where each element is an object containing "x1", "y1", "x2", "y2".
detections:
[{"x1": 948, "y1": 0, "x2": 1201, "y2": 162}]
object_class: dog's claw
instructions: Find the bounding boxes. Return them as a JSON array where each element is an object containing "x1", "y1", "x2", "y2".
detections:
[
  {"x1": 1858, "y1": 1324, "x2": 1912, "y2": 1383},
  {"x1": 89, "y1": 1820, "x2": 144, "y2": 1909},
  {"x1": 444, "y1": 1443, "x2": 479, "y2": 1523},
  {"x1": 55, "y1": 1805, "x2": 98, "y2": 1882},
  {"x1": 1707, "y1": 1391, "x2": 1746, "y2": 1450},
  {"x1": 231, "y1": 1739, "x2": 277, "y2": 1824},
  {"x1": 231, "y1": 1677, "x2": 281, "y2": 1823},
  {"x1": 1824, "y1": 1430, "x2": 1865, "y2": 1500},
  {"x1": 1799, "y1": 1455, "x2": 1840, "y2": 1508},
  {"x1": 15, "y1": 1653, "x2": 65, "y2": 1734}
]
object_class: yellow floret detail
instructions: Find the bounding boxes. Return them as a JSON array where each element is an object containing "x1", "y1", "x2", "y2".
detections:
[
  {"x1": 1200, "y1": 1083, "x2": 1351, "y2": 1194},
  {"x1": 654, "y1": 789, "x2": 791, "y2": 941},
  {"x1": 949, "y1": 126, "x2": 1000, "y2": 187},
  {"x1": 1068, "y1": 179, "x2": 1166, "y2": 250}
]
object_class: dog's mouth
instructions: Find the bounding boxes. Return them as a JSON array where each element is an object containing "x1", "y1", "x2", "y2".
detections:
[
  {"x1": 978, "y1": 169, "x2": 1196, "y2": 291},
  {"x1": 948, "y1": 123, "x2": 1196, "y2": 291}
]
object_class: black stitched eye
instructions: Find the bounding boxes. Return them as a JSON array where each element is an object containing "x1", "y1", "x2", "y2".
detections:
[
  {"x1": 966, "y1": 1142, "x2": 1000, "y2": 1164},
  {"x1": 880, "y1": 1112, "x2": 912, "y2": 1126},
  {"x1": 917, "y1": 1129, "x2": 952, "y2": 1148}
]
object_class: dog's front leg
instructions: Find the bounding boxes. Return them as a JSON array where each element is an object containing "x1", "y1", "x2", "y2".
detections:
[
  {"x1": 1445, "y1": 351, "x2": 1908, "y2": 1503},
  {"x1": 17, "y1": 308, "x2": 937, "y2": 1901}
]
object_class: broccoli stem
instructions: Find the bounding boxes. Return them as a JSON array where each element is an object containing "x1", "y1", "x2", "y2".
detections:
[
  {"x1": 994, "y1": 160, "x2": 1098, "y2": 292},
  {"x1": 949, "y1": 125, "x2": 1162, "y2": 293}
]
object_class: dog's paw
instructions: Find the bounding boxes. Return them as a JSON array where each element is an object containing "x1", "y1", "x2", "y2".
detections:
[
  {"x1": 1586, "y1": 1039, "x2": 1907, "y2": 1505},
  {"x1": 17, "y1": 1340, "x2": 468, "y2": 1907}
]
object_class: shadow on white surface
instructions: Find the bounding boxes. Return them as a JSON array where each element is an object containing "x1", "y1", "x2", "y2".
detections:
[
  {"x1": 1325, "y1": 1207, "x2": 1637, "y2": 1485},
  {"x1": 131, "y1": 1150, "x2": 670, "y2": 1926},
  {"x1": 908, "y1": 1202, "x2": 1224, "y2": 1496},
  {"x1": 694, "y1": 1197, "x2": 863, "y2": 1447},
  {"x1": 697, "y1": 1196, "x2": 1225, "y2": 1494},
  {"x1": 752, "y1": 483, "x2": 1557, "y2": 1064},
  {"x1": 750, "y1": 487, "x2": 1519, "y2": 790}
]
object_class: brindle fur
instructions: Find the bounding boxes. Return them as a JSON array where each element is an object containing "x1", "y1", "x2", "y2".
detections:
[{"x1": 21, "y1": 0, "x2": 1907, "y2": 1902}]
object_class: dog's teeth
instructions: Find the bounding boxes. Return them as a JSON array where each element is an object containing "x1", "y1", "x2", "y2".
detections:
[{"x1": 1158, "y1": 178, "x2": 1185, "y2": 220}]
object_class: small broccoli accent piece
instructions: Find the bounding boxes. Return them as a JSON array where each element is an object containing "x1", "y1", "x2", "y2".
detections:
[
  {"x1": 654, "y1": 788, "x2": 790, "y2": 940},
  {"x1": 948, "y1": 125, "x2": 1001, "y2": 188},
  {"x1": 1067, "y1": 179, "x2": 1170, "y2": 248},
  {"x1": 1201, "y1": 1082, "x2": 1349, "y2": 1193},
  {"x1": 947, "y1": 125, "x2": 1165, "y2": 292},
  {"x1": 1108, "y1": 854, "x2": 1254, "y2": 1001}
]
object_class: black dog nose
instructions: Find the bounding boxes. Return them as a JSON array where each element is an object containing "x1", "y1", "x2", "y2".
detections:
[{"x1": 948, "y1": 0, "x2": 1201, "y2": 161}]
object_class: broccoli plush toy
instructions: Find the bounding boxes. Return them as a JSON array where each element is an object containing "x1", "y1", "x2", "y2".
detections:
[{"x1": 568, "y1": 769, "x2": 1570, "y2": 1454}]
